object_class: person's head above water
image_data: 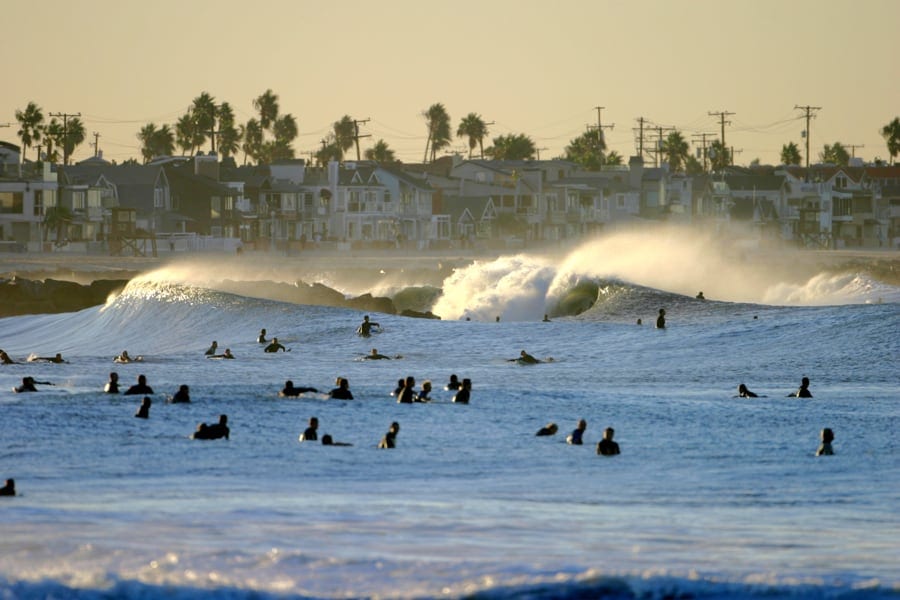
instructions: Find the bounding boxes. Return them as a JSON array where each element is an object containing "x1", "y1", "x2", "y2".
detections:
[
  {"x1": 821, "y1": 427, "x2": 834, "y2": 443},
  {"x1": 801, "y1": 376, "x2": 810, "y2": 387},
  {"x1": 364, "y1": 316, "x2": 370, "y2": 322}
]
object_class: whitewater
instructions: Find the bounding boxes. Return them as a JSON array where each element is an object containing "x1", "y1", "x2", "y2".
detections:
[{"x1": 1, "y1": 232, "x2": 898, "y2": 599}]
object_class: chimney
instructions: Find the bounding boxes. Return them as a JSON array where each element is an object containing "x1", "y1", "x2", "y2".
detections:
[{"x1": 195, "y1": 152, "x2": 219, "y2": 180}]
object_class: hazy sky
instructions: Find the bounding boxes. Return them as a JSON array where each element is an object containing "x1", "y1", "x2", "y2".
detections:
[{"x1": 3, "y1": 0, "x2": 898, "y2": 166}]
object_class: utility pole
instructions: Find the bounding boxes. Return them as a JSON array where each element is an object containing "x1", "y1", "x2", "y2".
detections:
[
  {"x1": 794, "y1": 104, "x2": 821, "y2": 171},
  {"x1": 91, "y1": 131, "x2": 101, "y2": 158},
  {"x1": 352, "y1": 118, "x2": 371, "y2": 161},
  {"x1": 635, "y1": 117, "x2": 647, "y2": 161},
  {"x1": 730, "y1": 147, "x2": 743, "y2": 167},
  {"x1": 593, "y1": 106, "x2": 615, "y2": 148},
  {"x1": 535, "y1": 147, "x2": 549, "y2": 160},
  {"x1": 652, "y1": 125, "x2": 675, "y2": 168},
  {"x1": 846, "y1": 144, "x2": 864, "y2": 158},
  {"x1": 708, "y1": 110, "x2": 735, "y2": 147},
  {"x1": 691, "y1": 132, "x2": 716, "y2": 172},
  {"x1": 48, "y1": 111, "x2": 81, "y2": 165}
]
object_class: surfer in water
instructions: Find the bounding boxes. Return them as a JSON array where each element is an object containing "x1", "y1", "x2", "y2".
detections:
[
  {"x1": 378, "y1": 422, "x2": 400, "y2": 448},
  {"x1": 257, "y1": 328, "x2": 268, "y2": 344},
  {"x1": 0, "y1": 349, "x2": 17, "y2": 364},
  {"x1": 656, "y1": 308, "x2": 666, "y2": 329},
  {"x1": 14, "y1": 377, "x2": 40, "y2": 393},
  {"x1": 208, "y1": 348, "x2": 235, "y2": 359},
  {"x1": 30, "y1": 353, "x2": 67, "y2": 363},
  {"x1": 204, "y1": 341, "x2": 218, "y2": 356},
  {"x1": 788, "y1": 376, "x2": 813, "y2": 398},
  {"x1": 104, "y1": 372, "x2": 120, "y2": 393},
  {"x1": 397, "y1": 376, "x2": 416, "y2": 404},
  {"x1": 416, "y1": 380, "x2": 433, "y2": 402},
  {"x1": 696, "y1": 291, "x2": 706, "y2": 300},
  {"x1": 737, "y1": 383, "x2": 758, "y2": 398},
  {"x1": 170, "y1": 384, "x2": 190, "y2": 403},
  {"x1": 446, "y1": 374, "x2": 461, "y2": 391},
  {"x1": 329, "y1": 378, "x2": 354, "y2": 400},
  {"x1": 816, "y1": 427, "x2": 834, "y2": 456},
  {"x1": 124, "y1": 374, "x2": 153, "y2": 396},
  {"x1": 516, "y1": 350, "x2": 541, "y2": 364},
  {"x1": 299, "y1": 417, "x2": 318, "y2": 441},
  {"x1": 281, "y1": 380, "x2": 318, "y2": 397},
  {"x1": 114, "y1": 350, "x2": 138, "y2": 363},
  {"x1": 357, "y1": 315, "x2": 380, "y2": 337},
  {"x1": 264, "y1": 338, "x2": 286, "y2": 353},
  {"x1": 322, "y1": 434, "x2": 353, "y2": 447},
  {"x1": 192, "y1": 415, "x2": 229, "y2": 440},
  {"x1": 364, "y1": 348, "x2": 392, "y2": 360},
  {"x1": 135, "y1": 397, "x2": 151, "y2": 419},
  {"x1": 567, "y1": 419, "x2": 587, "y2": 445},
  {"x1": 0, "y1": 479, "x2": 15, "y2": 496},
  {"x1": 596, "y1": 427, "x2": 621, "y2": 456},
  {"x1": 535, "y1": 423, "x2": 558, "y2": 436},
  {"x1": 452, "y1": 378, "x2": 472, "y2": 404}
]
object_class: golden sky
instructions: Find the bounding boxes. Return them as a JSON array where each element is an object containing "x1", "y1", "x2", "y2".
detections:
[{"x1": 3, "y1": 0, "x2": 898, "y2": 166}]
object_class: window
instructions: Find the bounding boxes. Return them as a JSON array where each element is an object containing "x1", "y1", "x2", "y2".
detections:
[
  {"x1": 616, "y1": 194, "x2": 626, "y2": 209},
  {"x1": 154, "y1": 187, "x2": 165, "y2": 208},
  {"x1": 211, "y1": 197, "x2": 221, "y2": 219},
  {"x1": 0, "y1": 192, "x2": 23, "y2": 214},
  {"x1": 72, "y1": 191, "x2": 86, "y2": 210}
]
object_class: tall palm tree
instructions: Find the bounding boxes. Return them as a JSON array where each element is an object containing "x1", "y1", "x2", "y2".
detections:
[
  {"x1": 138, "y1": 123, "x2": 159, "y2": 163},
  {"x1": 15, "y1": 101, "x2": 45, "y2": 163},
  {"x1": 42, "y1": 119, "x2": 64, "y2": 164},
  {"x1": 364, "y1": 139, "x2": 396, "y2": 163},
  {"x1": 253, "y1": 89, "x2": 280, "y2": 129},
  {"x1": 661, "y1": 130, "x2": 689, "y2": 172},
  {"x1": 708, "y1": 140, "x2": 730, "y2": 171},
  {"x1": 216, "y1": 102, "x2": 240, "y2": 159},
  {"x1": 240, "y1": 119, "x2": 263, "y2": 165},
  {"x1": 60, "y1": 116, "x2": 86, "y2": 164},
  {"x1": 422, "y1": 103, "x2": 451, "y2": 163},
  {"x1": 175, "y1": 113, "x2": 197, "y2": 155},
  {"x1": 457, "y1": 113, "x2": 489, "y2": 159},
  {"x1": 333, "y1": 115, "x2": 356, "y2": 159},
  {"x1": 780, "y1": 142, "x2": 802, "y2": 166},
  {"x1": 881, "y1": 117, "x2": 900, "y2": 164},
  {"x1": 191, "y1": 92, "x2": 218, "y2": 152}
]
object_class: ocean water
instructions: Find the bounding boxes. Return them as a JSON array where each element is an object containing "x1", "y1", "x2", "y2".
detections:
[{"x1": 1, "y1": 237, "x2": 899, "y2": 600}]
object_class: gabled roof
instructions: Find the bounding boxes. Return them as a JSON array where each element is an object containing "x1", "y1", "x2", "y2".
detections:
[{"x1": 441, "y1": 196, "x2": 496, "y2": 223}]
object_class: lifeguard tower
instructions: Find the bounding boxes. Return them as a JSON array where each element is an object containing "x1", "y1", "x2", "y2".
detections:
[{"x1": 109, "y1": 207, "x2": 157, "y2": 257}]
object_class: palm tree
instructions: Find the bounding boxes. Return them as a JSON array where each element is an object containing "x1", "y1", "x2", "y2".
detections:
[
  {"x1": 564, "y1": 130, "x2": 605, "y2": 171},
  {"x1": 605, "y1": 151, "x2": 624, "y2": 166},
  {"x1": 422, "y1": 103, "x2": 451, "y2": 162},
  {"x1": 253, "y1": 89, "x2": 280, "y2": 129},
  {"x1": 487, "y1": 134, "x2": 536, "y2": 160},
  {"x1": 15, "y1": 102, "x2": 45, "y2": 162},
  {"x1": 780, "y1": 142, "x2": 802, "y2": 166},
  {"x1": 216, "y1": 102, "x2": 240, "y2": 159},
  {"x1": 661, "y1": 130, "x2": 689, "y2": 172},
  {"x1": 881, "y1": 117, "x2": 900, "y2": 164},
  {"x1": 60, "y1": 116, "x2": 86, "y2": 164},
  {"x1": 138, "y1": 123, "x2": 159, "y2": 163},
  {"x1": 708, "y1": 140, "x2": 730, "y2": 171},
  {"x1": 42, "y1": 119, "x2": 64, "y2": 164},
  {"x1": 364, "y1": 139, "x2": 396, "y2": 163},
  {"x1": 333, "y1": 115, "x2": 356, "y2": 160},
  {"x1": 175, "y1": 113, "x2": 197, "y2": 155},
  {"x1": 191, "y1": 92, "x2": 218, "y2": 152},
  {"x1": 820, "y1": 142, "x2": 850, "y2": 166},
  {"x1": 153, "y1": 124, "x2": 175, "y2": 158},
  {"x1": 684, "y1": 154, "x2": 704, "y2": 175},
  {"x1": 240, "y1": 119, "x2": 263, "y2": 165},
  {"x1": 315, "y1": 139, "x2": 343, "y2": 167},
  {"x1": 457, "y1": 113, "x2": 489, "y2": 159}
]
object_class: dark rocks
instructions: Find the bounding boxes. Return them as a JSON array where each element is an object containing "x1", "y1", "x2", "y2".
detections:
[{"x1": 0, "y1": 277, "x2": 129, "y2": 317}]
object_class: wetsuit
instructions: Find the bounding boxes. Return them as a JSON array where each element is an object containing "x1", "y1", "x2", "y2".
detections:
[
  {"x1": 329, "y1": 387, "x2": 354, "y2": 400},
  {"x1": 567, "y1": 429, "x2": 584, "y2": 445},
  {"x1": 124, "y1": 383, "x2": 154, "y2": 396},
  {"x1": 596, "y1": 439, "x2": 620, "y2": 456},
  {"x1": 301, "y1": 426, "x2": 318, "y2": 441},
  {"x1": 452, "y1": 388, "x2": 470, "y2": 404}
]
